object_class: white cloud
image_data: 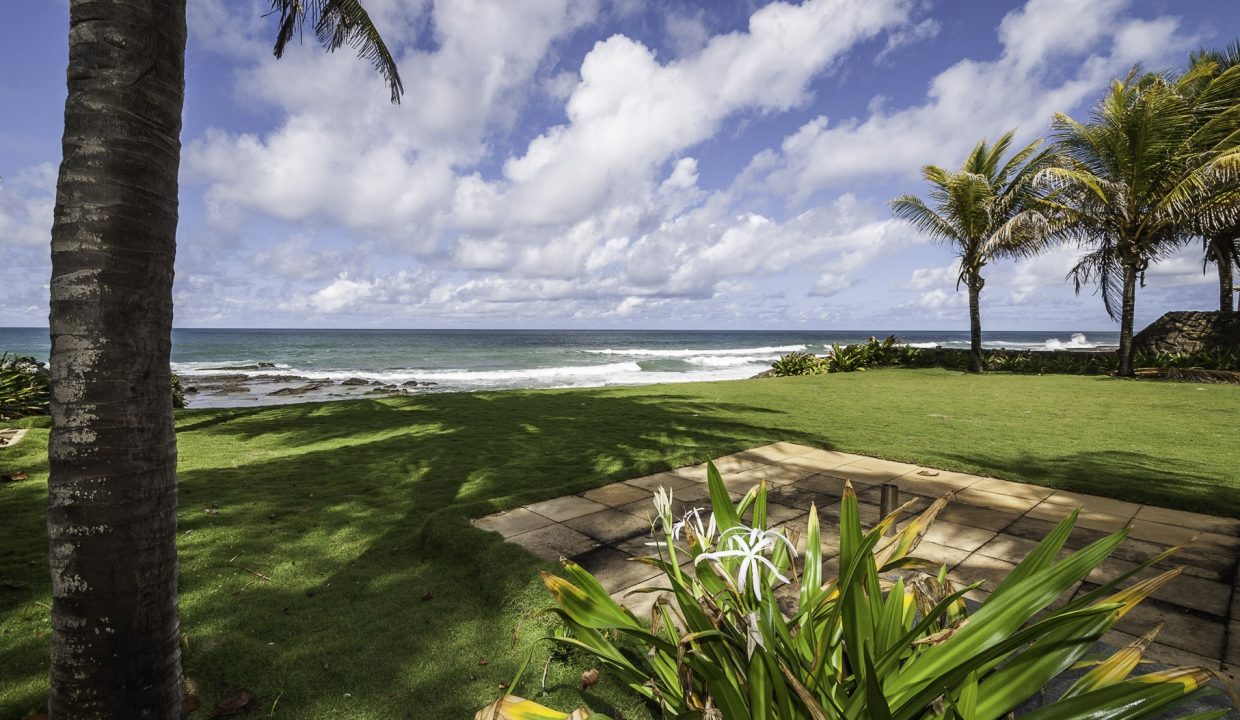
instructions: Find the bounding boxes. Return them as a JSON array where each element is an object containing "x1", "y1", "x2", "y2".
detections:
[
  {"x1": 756, "y1": 0, "x2": 1196, "y2": 198},
  {"x1": 311, "y1": 274, "x2": 375, "y2": 312}
]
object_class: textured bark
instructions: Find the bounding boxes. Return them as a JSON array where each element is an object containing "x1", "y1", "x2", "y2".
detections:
[
  {"x1": 967, "y1": 276, "x2": 984, "y2": 373},
  {"x1": 1218, "y1": 247, "x2": 1235, "y2": 314},
  {"x1": 1117, "y1": 263, "x2": 1138, "y2": 377},
  {"x1": 48, "y1": 0, "x2": 187, "y2": 717}
]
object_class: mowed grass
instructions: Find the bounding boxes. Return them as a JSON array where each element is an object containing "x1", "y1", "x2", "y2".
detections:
[{"x1": 1, "y1": 369, "x2": 1238, "y2": 718}]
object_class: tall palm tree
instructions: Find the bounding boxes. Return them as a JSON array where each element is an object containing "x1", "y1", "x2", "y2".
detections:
[
  {"x1": 1187, "y1": 41, "x2": 1240, "y2": 312},
  {"x1": 890, "y1": 131, "x2": 1056, "y2": 372},
  {"x1": 1041, "y1": 67, "x2": 1240, "y2": 376},
  {"x1": 47, "y1": 2, "x2": 400, "y2": 717}
]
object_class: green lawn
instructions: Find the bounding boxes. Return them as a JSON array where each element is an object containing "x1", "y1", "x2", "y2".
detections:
[{"x1": 2, "y1": 369, "x2": 1238, "y2": 718}]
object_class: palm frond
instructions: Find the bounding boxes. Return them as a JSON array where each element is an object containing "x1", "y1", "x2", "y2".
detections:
[{"x1": 269, "y1": 0, "x2": 404, "y2": 103}]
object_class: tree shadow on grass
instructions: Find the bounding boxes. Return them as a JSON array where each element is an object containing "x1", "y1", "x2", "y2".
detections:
[
  {"x1": 0, "y1": 388, "x2": 826, "y2": 718},
  {"x1": 936, "y1": 447, "x2": 1240, "y2": 518}
]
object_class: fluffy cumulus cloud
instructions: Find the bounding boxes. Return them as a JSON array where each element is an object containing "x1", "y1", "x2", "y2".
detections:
[
  {"x1": 753, "y1": 0, "x2": 1195, "y2": 197},
  {"x1": 4, "y1": 0, "x2": 1229, "y2": 328}
]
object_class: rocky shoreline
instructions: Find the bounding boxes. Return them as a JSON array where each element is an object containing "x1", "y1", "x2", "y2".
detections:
[{"x1": 181, "y1": 373, "x2": 441, "y2": 408}]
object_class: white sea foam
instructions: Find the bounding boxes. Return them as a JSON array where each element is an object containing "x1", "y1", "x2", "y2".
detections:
[
  {"x1": 683, "y1": 354, "x2": 783, "y2": 367},
  {"x1": 904, "y1": 334, "x2": 1110, "y2": 351},
  {"x1": 583, "y1": 344, "x2": 806, "y2": 357}
]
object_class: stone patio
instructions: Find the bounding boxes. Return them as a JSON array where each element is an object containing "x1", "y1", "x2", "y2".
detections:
[
  {"x1": 473, "y1": 442, "x2": 1240, "y2": 677},
  {"x1": 0, "y1": 428, "x2": 28, "y2": 447}
]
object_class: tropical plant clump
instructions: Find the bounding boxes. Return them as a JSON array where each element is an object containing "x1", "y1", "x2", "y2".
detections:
[
  {"x1": 0, "y1": 354, "x2": 51, "y2": 420},
  {"x1": 509, "y1": 464, "x2": 1234, "y2": 719},
  {"x1": 770, "y1": 351, "x2": 829, "y2": 377},
  {"x1": 0, "y1": 354, "x2": 187, "y2": 417}
]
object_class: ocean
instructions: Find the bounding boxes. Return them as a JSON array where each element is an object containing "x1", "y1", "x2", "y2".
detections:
[{"x1": 0, "y1": 327, "x2": 1118, "y2": 407}]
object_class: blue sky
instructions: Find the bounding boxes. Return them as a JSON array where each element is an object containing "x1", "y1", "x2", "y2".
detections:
[{"x1": 1, "y1": 0, "x2": 1237, "y2": 330}]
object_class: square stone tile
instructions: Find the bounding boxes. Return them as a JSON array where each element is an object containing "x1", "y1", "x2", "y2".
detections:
[
  {"x1": 776, "y1": 451, "x2": 857, "y2": 474},
  {"x1": 734, "y1": 442, "x2": 816, "y2": 463},
  {"x1": 1039, "y1": 491, "x2": 1140, "y2": 521},
  {"x1": 938, "y1": 503, "x2": 1022, "y2": 533},
  {"x1": 922, "y1": 521, "x2": 997, "y2": 552},
  {"x1": 581, "y1": 482, "x2": 650, "y2": 507},
  {"x1": 573, "y1": 546, "x2": 664, "y2": 593},
  {"x1": 508, "y1": 523, "x2": 601, "y2": 562},
  {"x1": 1228, "y1": 621, "x2": 1240, "y2": 668},
  {"x1": 627, "y1": 471, "x2": 699, "y2": 491},
  {"x1": 952, "y1": 554, "x2": 1019, "y2": 595},
  {"x1": 1004, "y1": 515, "x2": 1107, "y2": 551},
  {"x1": 768, "y1": 482, "x2": 838, "y2": 512},
  {"x1": 896, "y1": 471, "x2": 981, "y2": 498},
  {"x1": 967, "y1": 476, "x2": 1057, "y2": 501},
  {"x1": 1026, "y1": 502, "x2": 1129, "y2": 534},
  {"x1": 828, "y1": 462, "x2": 910, "y2": 485},
  {"x1": 708, "y1": 455, "x2": 770, "y2": 475},
  {"x1": 793, "y1": 473, "x2": 858, "y2": 498},
  {"x1": 731, "y1": 463, "x2": 819, "y2": 488},
  {"x1": 1127, "y1": 519, "x2": 1201, "y2": 546},
  {"x1": 565, "y1": 508, "x2": 655, "y2": 545},
  {"x1": 1084, "y1": 559, "x2": 1232, "y2": 617},
  {"x1": 472, "y1": 507, "x2": 554, "y2": 538},
  {"x1": 975, "y1": 533, "x2": 1046, "y2": 565},
  {"x1": 954, "y1": 488, "x2": 1041, "y2": 514},
  {"x1": 525, "y1": 494, "x2": 609, "y2": 522},
  {"x1": 762, "y1": 501, "x2": 809, "y2": 527},
  {"x1": 610, "y1": 575, "x2": 674, "y2": 620},
  {"x1": 1111, "y1": 597, "x2": 1227, "y2": 659},
  {"x1": 1135, "y1": 505, "x2": 1240, "y2": 537},
  {"x1": 841, "y1": 456, "x2": 921, "y2": 476},
  {"x1": 909, "y1": 540, "x2": 970, "y2": 570}
]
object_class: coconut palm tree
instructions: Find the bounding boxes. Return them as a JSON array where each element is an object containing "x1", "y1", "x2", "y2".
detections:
[
  {"x1": 47, "y1": 2, "x2": 400, "y2": 717},
  {"x1": 1041, "y1": 66, "x2": 1240, "y2": 376},
  {"x1": 1187, "y1": 41, "x2": 1240, "y2": 312},
  {"x1": 890, "y1": 130, "x2": 1056, "y2": 372}
]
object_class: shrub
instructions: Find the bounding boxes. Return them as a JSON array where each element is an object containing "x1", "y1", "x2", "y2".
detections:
[
  {"x1": 0, "y1": 354, "x2": 51, "y2": 420},
  {"x1": 0, "y1": 354, "x2": 187, "y2": 417},
  {"x1": 823, "y1": 342, "x2": 870, "y2": 373},
  {"x1": 522, "y1": 464, "x2": 1230, "y2": 719},
  {"x1": 770, "y1": 351, "x2": 828, "y2": 377}
]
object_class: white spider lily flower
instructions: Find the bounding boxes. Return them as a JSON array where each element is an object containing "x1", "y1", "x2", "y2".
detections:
[
  {"x1": 671, "y1": 507, "x2": 717, "y2": 548},
  {"x1": 695, "y1": 524, "x2": 797, "y2": 600},
  {"x1": 651, "y1": 486, "x2": 675, "y2": 531}
]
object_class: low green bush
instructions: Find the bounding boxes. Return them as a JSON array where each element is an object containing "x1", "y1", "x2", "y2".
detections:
[
  {"x1": 0, "y1": 355, "x2": 51, "y2": 420},
  {"x1": 525, "y1": 465, "x2": 1231, "y2": 719},
  {"x1": 0, "y1": 354, "x2": 186, "y2": 417},
  {"x1": 770, "y1": 351, "x2": 828, "y2": 377}
]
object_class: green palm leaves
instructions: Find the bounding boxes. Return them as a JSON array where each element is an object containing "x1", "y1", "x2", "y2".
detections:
[
  {"x1": 1042, "y1": 64, "x2": 1240, "y2": 373},
  {"x1": 890, "y1": 131, "x2": 1055, "y2": 372},
  {"x1": 531, "y1": 466, "x2": 1231, "y2": 719},
  {"x1": 269, "y1": 0, "x2": 404, "y2": 103}
]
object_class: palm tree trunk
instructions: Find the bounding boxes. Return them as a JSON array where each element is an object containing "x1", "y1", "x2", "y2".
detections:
[
  {"x1": 1117, "y1": 263, "x2": 1138, "y2": 377},
  {"x1": 1218, "y1": 246, "x2": 1235, "y2": 313},
  {"x1": 967, "y1": 278, "x2": 984, "y2": 373},
  {"x1": 48, "y1": 1, "x2": 187, "y2": 717}
]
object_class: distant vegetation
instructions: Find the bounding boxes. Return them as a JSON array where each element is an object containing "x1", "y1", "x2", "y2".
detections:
[
  {"x1": 769, "y1": 336, "x2": 1240, "y2": 378},
  {"x1": 891, "y1": 43, "x2": 1240, "y2": 377}
]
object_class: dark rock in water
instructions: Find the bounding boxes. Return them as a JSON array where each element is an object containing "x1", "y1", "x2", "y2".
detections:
[
  {"x1": 268, "y1": 382, "x2": 328, "y2": 396},
  {"x1": 1134, "y1": 311, "x2": 1240, "y2": 353},
  {"x1": 341, "y1": 377, "x2": 370, "y2": 386},
  {"x1": 401, "y1": 380, "x2": 421, "y2": 387},
  {"x1": 214, "y1": 384, "x2": 250, "y2": 394},
  {"x1": 186, "y1": 373, "x2": 252, "y2": 384},
  {"x1": 209, "y1": 362, "x2": 276, "y2": 370},
  {"x1": 185, "y1": 386, "x2": 199, "y2": 394},
  {"x1": 422, "y1": 381, "x2": 438, "y2": 386},
  {"x1": 261, "y1": 374, "x2": 313, "y2": 383}
]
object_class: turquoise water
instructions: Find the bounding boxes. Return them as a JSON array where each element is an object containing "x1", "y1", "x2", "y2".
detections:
[{"x1": 2, "y1": 327, "x2": 1118, "y2": 396}]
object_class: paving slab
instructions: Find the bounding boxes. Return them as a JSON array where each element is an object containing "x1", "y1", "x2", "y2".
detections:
[
  {"x1": 0, "y1": 428, "x2": 29, "y2": 447},
  {"x1": 1135, "y1": 505, "x2": 1240, "y2": 537},
  {"x1": 473, "y1": 445, "x2": 1240, "y2": 671},
  {"x1": 472, "y1": 507, "x2": 554, "y2": 538},
  {"x1": 564, "y1": 508, "x2": 653, "y2": 545},
  {"x1": 626, "y1": 471, "x2": 698, "y2": 491},
  {"x1": 507, "y1": 524, "x2": 600, "y2": 562},
  {"x1": 525, "y1": 494, "x2": 608, "y2": 522},
  {"x1": 581, "y1": 482, "x2": 650, "y2": 508}
]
